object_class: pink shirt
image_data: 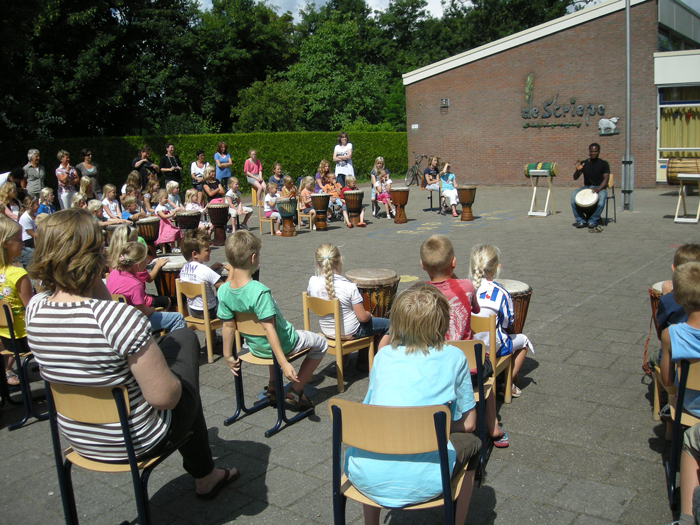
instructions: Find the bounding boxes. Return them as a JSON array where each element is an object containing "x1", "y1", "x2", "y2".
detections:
[
  {"x1": 106, "y1": 269, "x2": 152, "y2": 308},
  {"x1": 428, "y1": 278, "x2": 480, "y2": 341},
  {"x1": 244, "y1": 158, "x2": 261, "y2": 176}
]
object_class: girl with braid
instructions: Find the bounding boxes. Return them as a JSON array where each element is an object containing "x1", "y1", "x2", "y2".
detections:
[
  {"x1": 307, "y1": 244, "x2": 390, "y2": 354},
  {"x1": 470, "y1": 244, "x2": 533, "y2": 398}
]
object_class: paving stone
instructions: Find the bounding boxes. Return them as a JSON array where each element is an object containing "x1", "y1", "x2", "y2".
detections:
[{"x1": 552, "y1": 480, "x2": 636, "y2": 520}]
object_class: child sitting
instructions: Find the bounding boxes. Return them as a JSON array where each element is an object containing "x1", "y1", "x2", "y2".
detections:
[
  {"x1": 299, "y1": 176, "x2": 317, "y2": 230},
  {"x1": 121, "y1": 196, "x2": 147, "y2": 222},
  {"x1": 470, "y1": 244, "x2": 534, "y2": 399},
  {"x1": 70, "y1": 192, "x2": 87, "y2": 209},
  {"x1": 106, "y1": 241, "x2": 185, "y2": 334},
  {"x1": 280, "y1": 175, "x2": 297, "y2": 199},
  {"x1": 263, "y1": 182, "x2": 282, "y2": 236},
  {"x1": 420, "y1": 235, "x2": 508, "y2": 447},
  {"x1": 180, "y1": 229, "x2": 232, "y2": 319},
  {"x1": 439, "y1": 161, "x2": 459, "y2": 217},
  {"x1": 167, "y1": 180, "x2": 186, "y2": 212},
  {"x1": 268, "y1": 163, "x2": 284, "y2": 192},
  {"x1": 142, "y1": 178, "x2": 160, "y2": 215},
  {"x1": 340, "y1": 175, "x2": 366, "y2": 227},
  {"x1": 374, "y1": 169, "x2": 395, "y2": 220},
  {"x1": 107, "y1": 224, "x2": 155, "y2": 273},
  {"x1": 344, "y1": 283, "x2": 480, "y2": 525},
  {"x1": 218, "y1": 231, "x2": 328, "y2": 410},
  {"x1": 184, "y1": 188, "x2": 214, "y2": 234},
  {"x1": 19, "y1": 197, "x2": 39, "y2": 249},
  {"x1": 322, "y1": 172, "x2": 344, "y2": 221},
  {"x1": 37, "y1": 187, "x2": 56, "y2": 215},
  {"x1": 225, "y1": 178, "x2": 252, "y2": 232},
  {"x1": 307, "y1": 243, "x2": 390, "y2": 361},
  {"x1": 87, "y1": 199, "x2": 130, "y2": 229},
  {"x1": 102, "y1": 184, "x2": 122, "y2": 220},
  {"x1": 154, "y1": 189, "x2": 182, "y2": 254}
]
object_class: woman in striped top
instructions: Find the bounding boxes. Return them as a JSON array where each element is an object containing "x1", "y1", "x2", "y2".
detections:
[{"x1": 26, "y1": 208, "x2": 239, "y2": 501}]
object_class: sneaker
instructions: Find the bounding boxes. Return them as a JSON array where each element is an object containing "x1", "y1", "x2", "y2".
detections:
[
  {"x1": 574, "y1": 222, "x2": 586, "y2": 229},
  {"x1": 387, "y1": 216, "x2": 393, "y2": 220},
  {"x1": 172, "y1": 247, "x2": 181, "y2": 254},
  {"x1": 389, "y1": 209, "x2": 395, "y2": 219},
  {"x1": 372, "y1": 209, "x2": 376, "y2": 217},
  {"x1": 511, "y1": 385, "x2": 522, "y2": 398},
  {"x1": 156, "y1": 248, "x2": 164, "y2": 255},
  {"x1": 586, "y1": 222, "x2": 596, "y2": 229}
]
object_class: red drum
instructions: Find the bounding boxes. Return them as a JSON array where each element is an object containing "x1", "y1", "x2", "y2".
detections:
[
  {"x1": 154, "y1": 255, "x2": 186, "y2": 312},
  {"x1": 344, "y1": 190, "x2": 364, "y2": 226},
  {"x1": 136, "y1": 217, "x2": 160, "y2": 260},
  {"x1": 207, "y1": 203, "x2": 229, "y2": 246},
  {"x1": 496, "y1": 279, "x2": 533, "y2": 335},
  {"x1": 276, "y1": 197, "x2": 297, "y2": 237},
  {"x1": 456, "y1": 186, "x2": 477, "y2": 221},
  {"x1": 311, "y1": 193, "x2": 330, "y2": 231},
  {"x1": 176, "y1": 211, "x2": 201, "y2": 232},
  {"x1": 390, "y1": 187, "x2": 409, "y2": 224}
]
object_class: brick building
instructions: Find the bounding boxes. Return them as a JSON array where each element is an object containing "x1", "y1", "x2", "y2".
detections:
[{"x1": 403, "y1": 0, "x2": 700, "y2": 188}]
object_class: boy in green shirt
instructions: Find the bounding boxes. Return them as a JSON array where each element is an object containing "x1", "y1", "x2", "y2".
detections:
[{"x1": 218, "y1": 231, "x2": 327, "y2": 411}]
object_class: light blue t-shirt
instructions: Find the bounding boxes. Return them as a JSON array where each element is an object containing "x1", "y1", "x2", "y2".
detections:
[
  {"x1": 670, "y1": 323, "x2": 700, "y2": 417},
  {"x1": 344, "y1": 344, "x2": 475, "y2": 507},
  {"x1": 440, "y1": 172, "x2": 456, "y2": 191},
  {"x1": 214, "y1": 153, "x2": 231, "y2": 181}
]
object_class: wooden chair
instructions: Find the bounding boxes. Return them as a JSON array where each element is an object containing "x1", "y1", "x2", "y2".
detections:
[
  {"x1": 471, "y1": 314, "x2": 513, "y2": 404},
  {"x1": 297, "y1": 199, "x2": 313, "y2": 230},
  {"x1": 111, "y1": 294, "x2": 127, "y2": 303},
  {"x1": 665, "y1": 359, "x2": 700, "y2": 510},
  {"x1": 605, "y1": 173, "x2": 616, "y2": 224},
  {"x1": 175, "y1": 279, "x2": 223, "y2": 364},
  {"x1": 0, "y1": 300, "x2": 47, "y2": 430},
  {"x1": 302, "y1": 292, "x2": 374, "y2": 393},
  {"x1": 46, "y1": 382, "x2": 189, "y2": 525},
  {"x1": 257, "y1": 201, "x2": 275, "y2": 236},
  {"x1": 329, "y1": 399, "x2": 469, "y2": 525},
  {"x1": 223, "y1": 311, "x2": 313, "y2": 437}
]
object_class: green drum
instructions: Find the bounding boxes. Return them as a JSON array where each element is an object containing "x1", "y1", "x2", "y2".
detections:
[{"x1": 524, "y1": 162, "x2": 559, "y2": 177}]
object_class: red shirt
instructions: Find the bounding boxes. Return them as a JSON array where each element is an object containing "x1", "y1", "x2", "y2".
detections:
[{"x1": 428, "y1": 279, "x2": 480, "y2": 340}]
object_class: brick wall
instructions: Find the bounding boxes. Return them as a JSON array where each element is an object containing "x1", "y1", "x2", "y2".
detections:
[{"x1": 405, "y1": 0, "x2": 658, "y2": 187}]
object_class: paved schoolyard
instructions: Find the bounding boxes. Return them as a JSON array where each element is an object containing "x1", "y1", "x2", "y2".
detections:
[{"x1": 0, "y1": 182, "x2": 693, "y2": 524}]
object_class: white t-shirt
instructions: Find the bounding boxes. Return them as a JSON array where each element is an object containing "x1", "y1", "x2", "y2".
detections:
[
  {"x1": 264, "y1": 193, "x2": 279, "y2": 213},
  {"x1": 19, "y1": 212, "x2": 35, "y2": 241},
  {"x1": 102, "y1": 198, "x2": 119, "y2": 218},
  {"x1": 179, "y1": 261, "x2": 221, "y2": 311},
  {"x1": 190, "y1": 161, "x2": 208, "y2": 180},
  {"x1": 334, "y1": 143, "x2": 354, "y2": 176},
  {"x1": 226, "y1": 189, "x2": 241, "y2": 207},
  {"x1": 307, "y1": 274, "x2": 363, "y2": 338}
]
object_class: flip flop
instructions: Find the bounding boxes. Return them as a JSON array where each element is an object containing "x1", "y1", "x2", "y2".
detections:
[
  {"x1": 196, "y1": 468, "x2": 240, "y2": 501},
  {"x1": 357, "y1": 222, "x2": 366, "y2": 227},
  {"x1": 493, "y1": 427, "x2": 509, "y2": 448}
]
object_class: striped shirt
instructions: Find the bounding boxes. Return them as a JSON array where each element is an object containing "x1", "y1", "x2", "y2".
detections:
[
  {"x1": 26, "y1": 294, "x2": 171, "y2": 461},
  {"x1": 474, "y1": 280, "x2": 515, "y2": 357}
]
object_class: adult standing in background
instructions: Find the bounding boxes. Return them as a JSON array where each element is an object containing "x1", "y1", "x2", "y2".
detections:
[
  {"x1": 132, "y1": 146, "x2": 160, "y2": 190},
  {"x1": 242, "y1": 149, "x2": 264, "y2": 204},
  {"x1": 190, "y1": 150, "x2": 208, "y2": 206},
  {"x1": 214, "y1": 142, "x2": 233, "y2": 194},
  {"x1": 75, "y1": 148, "x2": 101, "y2": 199},
  {"x1": 160, "y1": 143, "x2": 182, "y2": 185},
  {"x1": 23, "y1": 149, "x2": 44, "y2": 200},
  {"x1": 55, "y1": 150, "x2": 78, "y2": 210},
  {"x1": 333, "y1": 132, "x2": 353, "y2": 188}
]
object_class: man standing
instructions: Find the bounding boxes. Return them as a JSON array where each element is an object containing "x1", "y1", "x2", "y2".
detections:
[{"x1": 571, "y1": 142, "x2": 610, "y2": 232}]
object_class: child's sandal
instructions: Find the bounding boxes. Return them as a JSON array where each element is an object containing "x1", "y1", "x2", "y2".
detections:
[{"x1": 284, "y1": 390, "x2": 314, "y2": 412}]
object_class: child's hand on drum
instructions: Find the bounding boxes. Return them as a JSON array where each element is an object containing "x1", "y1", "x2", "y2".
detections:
[{"x1": 661, "y1": 280, "x2": 673, "y2": 295}]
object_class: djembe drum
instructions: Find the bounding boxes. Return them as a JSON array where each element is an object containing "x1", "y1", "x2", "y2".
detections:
[
  {"x1": 176, "y1": 211, "x2": 201, "y2": 233},
  {"x1": 496, "y1": 279, "x2": 533, "y2": 335},
  {"x1": 344, "y1": 190, "x2": 364, "y2": 226},
  {"x1": 104, "y1": 224, "x2": 118, "y2": 246},
  {"x1": 207, "y1": 203, "x2": 229, "y2": 246},
  {"x1": 311, "y1": 193, "x2": 330, "y2": 231},
  {"x1": 345, "y1": 269, "x2": 401, "y2": 371},
  {"x1": 457, "y1": 186, "x2": 477, "y2": 221},
  {"x1": 649, "y1": 281, "x2": 664, "y2": 336},
  {"x1": 154, "y1": 255, "x2": 187, "y2": 312},
  {"x1": 136, "y1": 216, "x2": 160, "y2": 259},
  {"x1": 390, "y1": 187, "x2": 409, "y2": 224},
  {"x1": 574, "y1": 189, "x2": 598, "y2": 222},
  {"x1": 277, "y1": 197, "x2": 298, "y2": 237}
]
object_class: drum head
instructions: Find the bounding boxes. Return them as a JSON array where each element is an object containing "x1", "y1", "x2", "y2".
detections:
[
  {"x1": 157, "y1": 255, "x2": 187, "y2": 271},
  {"x1": 207, "y1": 203, "x2": 228, "y2": 209},
  {"x1": 137, "y1": 217, "x2": 160, "y2": 225},
  {"x1": 496, "y1": 279, "x2": 532, "y2": 295},
  {"x1": 179, "y1": 211, "x2": 200, "y2": 217},
  {"x1": 575, "y1": 188, "x2": 598, "y2": 207},
  {"x1": 345, "y1": 268, "x2": 400, "y2": 287},
  {"x1": 651, "y1": 281, "x2": 665, "y2": 295}
]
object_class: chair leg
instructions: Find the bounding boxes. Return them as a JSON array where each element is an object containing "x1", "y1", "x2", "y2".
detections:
[
  {"x1": 336, "y1": 353, "x2": 344, "y2": 393},
  {"x1": 205, "y1": 330, "x2": 214, "y2": 364},
  {"x1": 653, "y1": 369, "x2": 662, "y2": 421},
  {"x1": 63, "y1": 461, "x2": 80, "y2": 525},
  {"x1": 223, "y1": 368, "x2": 268, "y2": 426},
  {"x1": 333, "y1": 493, "x2": 347, "y2": 525},
  {"x1": 140, "y1": 468, "x2": 156, "y2": 525},
  {"x1": 265, "y1": 357, "x2": 314, "y2": 438}
]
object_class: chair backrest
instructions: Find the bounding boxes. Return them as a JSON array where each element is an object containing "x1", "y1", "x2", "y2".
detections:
[
  {"x1": 471, "y1": 313, "x2": 496, "y2": 345},
  {"x1": 448, "y1": 340, "x2": 485, "y2": 368},
  {"x1": 608, "y1": 173, "x2": 614, "y2": 189},
  {"x1": 302, "y1": 292, "x2": 342, "y2": 340},
  {"x1": 49, "y1": 383, "x2": 130, "y2": 424},
  {"x1": 328, "y1": 398, "x2": 450, "y2": 455},
  {"x1": 176, "y1": 279, "x2": 211, "y2": 322},
  {"x1": 679, "y1": 359, "x2": 700, "y2": 391},
  {"x1": 234, "y1": 311, "x2": 267, "y2": 337},
  {"x1": 111, "y1": 294, "x2": 127, "y2": 303}
]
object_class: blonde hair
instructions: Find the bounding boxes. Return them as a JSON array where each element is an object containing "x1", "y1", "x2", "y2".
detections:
[
  {"x1": 71, "y1": 193, "x2": 87, "y2": 208},
  {"x1": 115, "y1": 242, "x2": 147, "y2": 271},
  {"x1": 376, "y1": 169, "x2": 387, "y2": 181},
  {"x1": 144, "y1": 178, "x2": 159, "y2": 197},
  {"x1": 373, "y1": 157, "x2": 385, "y2": 173},
  {"x1": 185, "y1": 188, "x2": 198, "y2": 202},
  {"x1": 122, "y1": 196, "x2": 137, "y2": 208},
  {"x1": 420, "y1": 235, "x2": 454, "y2": 277},
  {"x1": 103, "y1": 184, "x2": 116, "y2": 196},
  {"x1": 57, "y1": 150, "x2": 70, "y2": 161},
  {"x1": 204, "y1": 165, "x2": 216, "y2": 181},
  {"x1": 87, "y1": 199, "x2": 102, "y2": 213},
  {"x1": 301, "y1": 176, "x2": 314, "y2": 191},
  {"x1": 228, "y1": 177, "x2": 239, "y2": 189},
  {"x1": 389, "y1": 282, "x2": 450, "y2": 355},
  {"x1": 225, "y1": 230, "x2": 261, "y2": 269},
  {"x1": 156, "y1": 189, "x2": 169, "y2": 202},
  {"x1": 674, "y1": 262, "x2": 700, "y2": 311},
  {"x1": 470, "y1": 244, "x2": 501, "y2": 290},
  {"x1": 0, "y1": 216, "x2": 22, "y2": 267},
  {"x1": 107, "y1": 224, "x2": 138, "y2": 269},
  {"x1": 283, "y1": 175, "x2": 293, "y2": 187},
  {"x1": 34, "y1": 213, "x2": 49, "y2": 227},
  {"x1": 39, "y1": 187, "x2": 54, "y2": 203},
  {"x1": 79, "y1": 176, "x2": 92, "y2": 196},
  {"x1": 125, "y1": 170, "x2": 141, "y2": 190},
  {"x1": 28, "y1": 209, "x2": 105, "y2": 295},
  {"x1": 345, "y1": 175, "x2": 356, "y2": 186},
  {"x1": 0, "y1": 182, "x2": 17, "y2": 205},
  {"x1": 315, "y1": 244, "x2": 342, "y2": 300},
  {"x1": 266, "y1": 181, "x2": 278, "y2": 193},
  {"x1": 166, "y1": 180, "x2": 179, "y2": 193}
]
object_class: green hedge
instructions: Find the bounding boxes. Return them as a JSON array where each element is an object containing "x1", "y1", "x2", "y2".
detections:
[{"x1": 7, "y1": 132, "x2": 408, "y2": 196}]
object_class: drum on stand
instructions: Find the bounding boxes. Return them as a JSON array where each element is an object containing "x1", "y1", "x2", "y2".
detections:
[
  {"x1": 456, "y1": 186, "x2": 477, "y2": 221},
  {"x1": 496, "y1": 279, "x2": 533, "y2": 335},
  {"x1": 311, "y1": 193, "x2": 330, "y2": 231},
  {"x1": 154, "y1": 255, "x2": 186, "y2": 312},
  {"x1": 390, "y1": 187, "x2": 409, "y2": 224},
  {"x1": 277, "y1": 197, "x2": 297, "y2": 237},
  {"x1": 574, "y1": 188, "x2": 598, "y2": 222},
  {"x1": 136, "y1": 217, "x2": 160, "y2": 260},
  {"x1": 176, "y1": 211, "x2": 201, "y2": 233},
  {"x1": 344, "y1": 190, "x2": 364, "y2": 226},
  {"x1": 207, "y1": 203, "x2": 229, "y2": 246}
]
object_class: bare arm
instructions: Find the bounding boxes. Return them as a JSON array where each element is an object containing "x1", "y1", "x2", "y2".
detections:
[
  {"x1": 222, "y1": 319, "x2": 240, "y2": 376},
  {"x1": 132, "y1": 302, "x2": 156, "y2": 318},
  {"x1": 352, "y1": 301, "x2": 371, "y2": 323},
  {"x1": 450, "y1": 407, "x2": 477, "y2": 433},
  {"x1": 128, "y1": 339, "x2": 182, "y2": 410},
  {"x1": 17, "y1": 275, "x2": 34, "y2": 308},
  {"x1": 260, "y1": 317, "x2": 297, "y2": 382},
  {"x1": 146, "y1": 258, "x2": 168, "y2": 283}
]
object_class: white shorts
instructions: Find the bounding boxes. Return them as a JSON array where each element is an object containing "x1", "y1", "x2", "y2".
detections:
[{"x1": 229, "y1": 206, "x2": 253, "y2": 217}]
